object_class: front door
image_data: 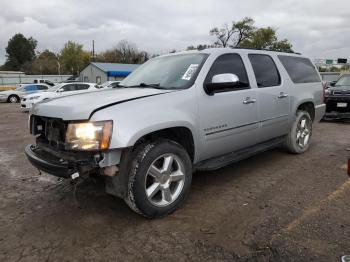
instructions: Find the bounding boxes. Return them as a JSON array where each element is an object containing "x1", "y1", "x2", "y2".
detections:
[{"x1": 197, "y1": 53, "x2": 260, "y2": 161}]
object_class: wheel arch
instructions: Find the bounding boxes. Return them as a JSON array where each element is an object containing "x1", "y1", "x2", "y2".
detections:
[
  {"x1": 296, "y1": 100, "x2": 315, "y2": 121},
  {"x1": 132, "y1": 126, "x2": 196, "y2": 163}
]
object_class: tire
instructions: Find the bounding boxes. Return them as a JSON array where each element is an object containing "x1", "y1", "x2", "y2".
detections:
[
  {"x1": 284, "y1": 110, "x2": 313, "y2": 154},
  {"x1": 8, "y1": 95, "x2": 19, "y2": 103},
  {"x1": 124, "y1": 139, "x2": 192, "y2": 218}
]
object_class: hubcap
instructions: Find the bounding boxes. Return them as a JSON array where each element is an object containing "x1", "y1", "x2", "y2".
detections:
[
  {"x1": 296, "y1": 117, "x2": 311, "y2": 149},
  {"x1": 9, "y1": 96, "x2": 17, "y2": 103},
  {"x1": 145, "y1": 153, "x2": 185, "y2": 207}
]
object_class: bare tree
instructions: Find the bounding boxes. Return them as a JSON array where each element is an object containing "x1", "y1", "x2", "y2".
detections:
[
  {"x1": 97, "y1": 40, "x2": 149, "y2": 64},
  {"x1": 210, "y1": 17, "x2": 255, "y2": 48},
  {"x1": 210, "y1": 23, "x2": 235, "y2": 47}
]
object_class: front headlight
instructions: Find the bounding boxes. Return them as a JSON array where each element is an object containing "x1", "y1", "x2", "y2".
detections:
[
  {"x1": 65, "y1": 121, "x2": 113, "y2": 150},
  {"x1": 30, "y1": 96, "x2": 40, "y2": 100}
]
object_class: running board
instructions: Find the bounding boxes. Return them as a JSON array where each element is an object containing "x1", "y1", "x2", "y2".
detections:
[{"x1": 195, "y1": 136, "x2": 285, "y2": 171}]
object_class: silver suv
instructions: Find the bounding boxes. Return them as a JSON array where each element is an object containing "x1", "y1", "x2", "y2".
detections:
[{"x1": 25, "y1": 48, "x2": 326, "y2": 218}]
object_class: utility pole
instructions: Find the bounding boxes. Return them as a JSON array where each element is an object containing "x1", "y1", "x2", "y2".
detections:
[{"x1": 92, "y1": 40, "x2": 95, "y2": 61}]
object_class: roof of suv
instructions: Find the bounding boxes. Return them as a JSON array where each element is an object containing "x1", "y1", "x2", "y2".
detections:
[{"x1": 165, "y1": 48, "x2": 303, "y2": 58}]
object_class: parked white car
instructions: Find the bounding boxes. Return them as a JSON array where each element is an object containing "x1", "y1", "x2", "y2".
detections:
[
  {"x1": 0, "y1": 84, "x2": 50, "y2": 103},
  {"x1": 21, "y1": 82, "x2": 100, "y2": 111},
  {"x1": 99, "y1": 81, "x2": 121, "y2": 89}
]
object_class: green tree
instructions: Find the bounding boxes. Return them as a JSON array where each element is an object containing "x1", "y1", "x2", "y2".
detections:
[
  {"x1": 210, "y1": 17, "x2": 293, "y2": 52},
  {"x1": 186, "y1": 44, "x2": 216, "y2": 51},
  {"x1": 29, "y1": 49, "x2": 59, "y2": 75},
  {"x1": 3, "y1": 33, "x2": 37, "y2": 71},
  {"x1": 239, "y1": 27, "x2": 293, "y2": 52},
  {"x1": 59, "y1": 41, "x2": 90, "y2": 75}
]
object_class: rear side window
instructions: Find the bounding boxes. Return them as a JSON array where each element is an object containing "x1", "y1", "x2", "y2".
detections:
[
  {"x1": 37, "y1": 85, "x2": 48, "y2": 90},
  {"x1": 61, "y1": 84, "x2": 76, "y2": 91},
  {"x1": 24, "y1": 85, "x2": 37, "y2": 91},
  {"x1": 249, "y1": 54, "x2": 281, "y2": 87},
  {"x1": 76, "y1": 84, "x2": 89, "y2": 90},
  {"x1": 205, "y1": 53, "x2": 249, "y2": 88},
  {"x1": 278, "y1": 56, "x2": 320, "y2": 83}
]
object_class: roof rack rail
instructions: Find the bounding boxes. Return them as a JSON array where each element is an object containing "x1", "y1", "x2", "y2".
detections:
[{"x1": 231, "y1": 47, "x2": 301, "y2": 55}]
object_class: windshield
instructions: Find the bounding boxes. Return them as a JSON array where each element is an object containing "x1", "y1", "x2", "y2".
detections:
[
  {"x1": 120, "y1": 53, "x2": 208, "y2": 89},
  {"x1": 100, "y1": 81, "x2": 113, "y2": 88},
  {"x1": 336, "y1": 75, "x2": 350, "y2": 87}
]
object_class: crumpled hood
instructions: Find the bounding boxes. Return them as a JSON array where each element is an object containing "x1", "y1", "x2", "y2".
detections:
[{"x1": 31, "y1": 88, "x2": 170, "y2": 120}]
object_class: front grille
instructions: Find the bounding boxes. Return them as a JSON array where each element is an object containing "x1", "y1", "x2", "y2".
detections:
[
  {"x1": 31, "y1": 115, "x2": 67, "y2": 149},
  {"x1": 333, "y1": 90, "x2": 350, "y2": 96},
  {"x1": 326, "y1": 98, "x2": 350, "y2": 113}
]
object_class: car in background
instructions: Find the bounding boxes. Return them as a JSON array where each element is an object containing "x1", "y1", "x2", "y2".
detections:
[
  {"x1": 0, "y1": 84, "x2": 49, "y2": 103},
  {"x1": 99, "y1": 81, "x2": 121, "y2": 89},
  {"x1": 18, "y1": 79, "x2": 55, "y2": 88},
  {"x1": 21, "y1": 82, "x2": 100, "y2": 111},
  {"x1": 324, "y1": 74, "x2": 350, "y2": 119},
  {"x1": 33, "y1": 79, "x2": 55, "y2": 86}
]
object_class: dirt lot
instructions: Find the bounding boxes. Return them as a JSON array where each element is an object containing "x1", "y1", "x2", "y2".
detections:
[{"x1": 0, "y1": 103, "x2": 349, "y2": 262}]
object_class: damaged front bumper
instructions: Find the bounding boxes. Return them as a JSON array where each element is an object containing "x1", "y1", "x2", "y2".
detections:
[
  {"x1": 25, "y1": 144, "x2": 97, "y2": 178},
  {"x1": 25, "y1": 144, "x2": 122, "y2": 179}
]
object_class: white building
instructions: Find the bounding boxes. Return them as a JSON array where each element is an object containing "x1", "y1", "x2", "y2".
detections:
[{"x1": 79, "y1": 62, "x2": 139, "y2": 84}]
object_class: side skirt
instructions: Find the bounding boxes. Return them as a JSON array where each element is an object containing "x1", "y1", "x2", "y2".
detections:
[{"x1": 195, "y1": 136, "x2": 285, "y2": 171}]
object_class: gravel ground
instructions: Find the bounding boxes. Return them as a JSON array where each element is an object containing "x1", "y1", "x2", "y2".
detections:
[{"x1": 0, "y1": 103, "x2": 349, "y2": 262}]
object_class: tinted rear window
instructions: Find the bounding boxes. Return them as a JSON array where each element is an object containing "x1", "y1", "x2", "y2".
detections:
[
  {"x1": 249, "y1": 54, "x2": 281, "y2": 87},
  {"x1": 278, "y1": 56, "x2": 320, "y2": 83}
]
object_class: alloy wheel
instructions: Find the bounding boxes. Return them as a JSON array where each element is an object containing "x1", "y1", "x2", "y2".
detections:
[
  {"x1": 296, "y1": 116, "x2": 311, "y2": 149},
  {"x1": 145, "y1": 153, "x2": 186, "y2": 207}
]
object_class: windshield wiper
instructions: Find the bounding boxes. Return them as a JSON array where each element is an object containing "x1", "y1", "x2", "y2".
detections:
[{"x1": 126, "y1": 83, "x2": 168, "y2": 89}]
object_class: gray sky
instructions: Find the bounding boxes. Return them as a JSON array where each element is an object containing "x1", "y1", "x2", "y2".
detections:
[{"x1": 1, "y1": 0, "x2": 349, "y2": 64}]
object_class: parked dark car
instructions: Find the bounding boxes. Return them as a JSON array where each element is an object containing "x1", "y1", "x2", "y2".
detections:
[{"x1": 324, "y1": 74, "x2": 350, "y2": 119}]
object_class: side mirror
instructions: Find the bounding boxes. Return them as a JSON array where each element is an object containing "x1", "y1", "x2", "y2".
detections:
[
  {"x1": 330, "y1": 81, "x2": 336, "y2": 87},
  {"x1": 204, "y1": 73, "x2": 240, "y2": 95},
  {"x1": 57, "y1": 88, "x2": 64, "y2": 92}
]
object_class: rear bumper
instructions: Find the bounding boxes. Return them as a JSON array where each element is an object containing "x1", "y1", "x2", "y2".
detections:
[
  {"x1": 0, "y1": 96, "x2": 8, "y2": 102},
  {"x1": 25, "y1": 145, "x2": 75, "y2": 178},
  {"x1": 315, "y1": 104, "x2": 326, "y2": 122}
]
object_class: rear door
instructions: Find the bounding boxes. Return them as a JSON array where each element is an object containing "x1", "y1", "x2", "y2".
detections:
[
  {"x1": 197, "y1": 53, "x2": 260, "y2": 160},
  {"x1": 248, "y1": 54, "x2": 290, "y2": 141}
]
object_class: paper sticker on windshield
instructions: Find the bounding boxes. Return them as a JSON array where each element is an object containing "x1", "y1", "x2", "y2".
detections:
[{"x1": 182, "y1": 64, "x2": 199, "y2": 80}]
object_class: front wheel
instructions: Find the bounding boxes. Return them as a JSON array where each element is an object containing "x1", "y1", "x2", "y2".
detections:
[
  {"x1": 8, "y1": 95, "x2": 19, "y2": 103},
  {"x1": 124, "y1": 139, "x2": 192, "y2": 218},
  {"x1": 284, "y1": 110, "x2": 313, "y2": 154}
]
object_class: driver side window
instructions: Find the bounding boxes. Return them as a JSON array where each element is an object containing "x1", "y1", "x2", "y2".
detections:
[{"x1": 205, "y1": 54, "x2": 250, "y2": 89}]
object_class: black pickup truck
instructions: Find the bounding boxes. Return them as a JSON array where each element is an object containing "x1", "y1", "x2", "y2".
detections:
[{"x1": 324, "y1": 74, "x2": 350, "y2": 119}]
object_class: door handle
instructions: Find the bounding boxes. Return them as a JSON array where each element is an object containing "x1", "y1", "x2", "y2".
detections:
[
  {"x1": 277, "y1": 92, "x2": 289, "y2": 98},
  {"x1": 243, "y1": 97, "x2": 257, "y2": 104}
]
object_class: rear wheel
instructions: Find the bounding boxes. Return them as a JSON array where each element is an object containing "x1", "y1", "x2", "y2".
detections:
[
  {"x1": 8, "y1": 95, "x2": 19, "y2": 103},
  {"x1": 124, "y1": 139, "x2": 192, "y2": 218},
  {"x1": 284, "y1": 110, "x2": 312, "y2": 154}
]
